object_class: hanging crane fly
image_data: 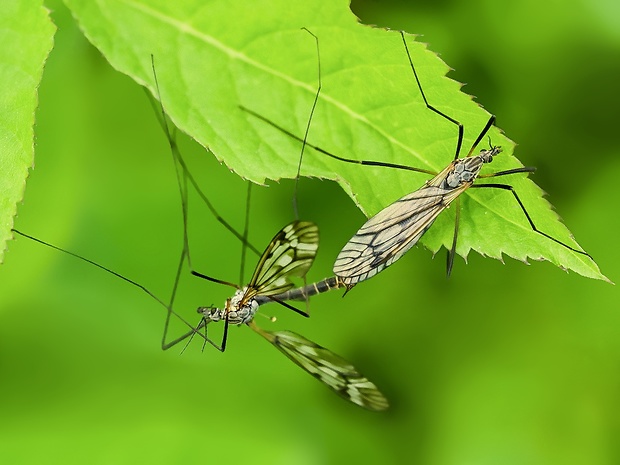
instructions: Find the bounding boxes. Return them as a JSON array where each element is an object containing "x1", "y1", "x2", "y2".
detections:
[
  {"x1": 149, "y1": 30, "x2": 386, "y2": 410},
  {"x1": 166, "y1": 219, "x2": 385, "y2": 411},
  {"x1": 240, "y1": 30, "x2": 592, "y2": 290},
  {"x1": 155, "y1": 25, "x2": 383, "y2": 408},
  {"x1": 13, "y1": 37, "x2": 386, "y2": 410},
  {"x1": 12, "y1": 207, "x2": 381, "y2": 411}
]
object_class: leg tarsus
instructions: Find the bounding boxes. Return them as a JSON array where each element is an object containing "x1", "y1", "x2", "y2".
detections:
[
  {"x1": 447, "y1": 197, "x2": 460, "y2": 277},
  {"x1": 471, "y1": 183, "x2": 592, "y2": 258}
]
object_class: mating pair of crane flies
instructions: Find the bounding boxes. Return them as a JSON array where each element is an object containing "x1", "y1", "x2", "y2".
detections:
[
  {"x1": 145, "y1": 35, "x2": 385, "y2": 409},
  {"x1": 163, "y1": 218, "x2": 382, "y2": 410},
  {"x1": 242, "y1": 30, "x2": 591, "y2": 290},
  {"x1": 13, "y1": 34, "x2": 387, "y2": 411},
  {"x1": 13, "y1": 27, "x2": 592, "y2": 411}
]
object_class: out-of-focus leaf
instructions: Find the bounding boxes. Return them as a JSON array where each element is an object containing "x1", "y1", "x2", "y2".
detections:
[{"x1": 0, "y1": 1, "x2": 56, "y2": 262}]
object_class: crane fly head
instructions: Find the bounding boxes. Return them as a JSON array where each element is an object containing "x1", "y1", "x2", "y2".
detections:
[
  {"x1": 197, "y1": 304, "x2": 222, "y2": 322},
  {"x1": 479, "y1": 145, "x2": 502, "y2": 164}
]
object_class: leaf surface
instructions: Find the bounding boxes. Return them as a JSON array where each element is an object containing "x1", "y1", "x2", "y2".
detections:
[
  {"x1": 62, "y1": 0, "x2": 606, "y2": 280},
  {"x1": 0, "y1": 1, "x2": 56, "y2": 262}
]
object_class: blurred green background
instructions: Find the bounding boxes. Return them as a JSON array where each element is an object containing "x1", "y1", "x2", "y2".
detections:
[{"x1": 1, "y1": 0, "x2": 619, "y2": 464}]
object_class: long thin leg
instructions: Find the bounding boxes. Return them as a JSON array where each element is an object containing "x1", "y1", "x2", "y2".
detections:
[
  {"x1": 478, "y1": 166, "x2": 536, "y2": 178},
  {"x1": 401, "y1": 31, "x2": 500, "y2": 163},
  {"x1": 158, "y1": 149, "x2": 213, "y2": 349},
  {"x1": 160, "y1": 234, "x2": 187, "y2": 349},
  {"x1": 163, "y1": 327, "x2": 197, "y2": 351},
  {"x1": 447, "y1": 197, "x2": 461, "y2": 276},
  {"x1": 292, "y1": 27, "x2": 322, "y2": 221},
  {"x1": 176, "y1": 153, "x2": 261, "y2": 257},
  {"x1": 161, "y1": 140, "x2": 235, "y2": 349},
  {"x1": 151, "y1": 57, "x2": 260, "y2": 352},
  {"x1": 292, "y1": 27, "x2": 323, "y2": 314},
  {"x1": 465, "y1": 115, "x2": 496, "y2": 158},
  {"x1": 162, "y1": 318, "x2": 205, "y2": 351},
  {"x1": 152, "y1": 58, "x2": 226, "y2": 347},
  {"x1": 191, "y1": 270, "x2": 239, "y2": 289},
  {"x1": 11, "y1": 229, "x2": 204, "y2": 345},
  {"x1": 240, "y1": 105, "x2": 437, "y2": 176},
  {"x1": 240, "y1": 32, "x2": 491, "y2": 177},
  {"x1": 148, "y1": 58, "x2": 260, "y2": 257},
  {"x1": 266, "y1": 295, "x2": 310, "y2": 318},
  {"x1": 162, "y1": 318, "x2": 226, "y2": 352},
  {"x1": 182, "y1": 314, "x2": 228, "y2": 353},
  {"x1": 240, "y1": 182, "x2": 252, "y2": 284},
  {"x1": 470, "y1": 183, "x2": 592, "y2": 258},
  {"x1": 220, "y1": 314, "x2": 230, "y2": 352},
  {"x1": 400, "y1": 31, "x2": 464, "y2": 161},
  {"x1": 160, "y1": 150, "x2": 194, "y2": 349}
]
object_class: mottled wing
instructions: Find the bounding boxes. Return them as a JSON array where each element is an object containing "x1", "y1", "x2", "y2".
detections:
[
  {"x1": 334, "y1": 182, "x2": 468, "y2": 286},
  {"x1": 247, "y1": 221, "x2": 319, "y2": 298},
  {"x1": 250, "y1": 323, "x2": 388, "y2": 411}
]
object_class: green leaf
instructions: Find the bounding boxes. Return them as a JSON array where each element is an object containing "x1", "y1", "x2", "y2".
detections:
[
  {"x1": 63, "y1": 0, "x2": 606, "y2": 281},
  {"x1": 0, "y1": 1, "x2": 56, "y2": 263}
]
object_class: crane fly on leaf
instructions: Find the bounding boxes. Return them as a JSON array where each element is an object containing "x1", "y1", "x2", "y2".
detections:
[
  {"x1": 151, "y1": 28, "x2": 385, "y2": 410},
  {"x1": 240, "y1": 30, "x2": 593, "y2": 291},
  {"x1": 12, "y1": 129, "x2": 382, "y2": 411},
  {"x1": 145, "y1": 45, "x2": 387, "y2": 411},
  {"x1": 11, "y1": 42, "x2": 387, "y2": 410},
  {"x1": 163, "y1": 28, "x2": 387, "y2": 410}
]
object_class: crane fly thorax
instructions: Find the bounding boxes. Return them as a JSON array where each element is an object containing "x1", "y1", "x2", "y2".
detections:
[
  {"x1": 197, "y1": 287, "x2": 259, "y2": 325},
  {"x1": 444, "y1": 146, "x2": 502, "y2": 188},
  {"x1": 444, "y1": 158, "x2": 483, "y2": 188},
  {"x1": 227, "y1": 287, "x2": 259, "y2": 324}
]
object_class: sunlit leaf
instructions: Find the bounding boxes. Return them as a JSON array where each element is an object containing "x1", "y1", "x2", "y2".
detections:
[{"x1": 62, "y1": 0, "x2": 606, "y2": 280}]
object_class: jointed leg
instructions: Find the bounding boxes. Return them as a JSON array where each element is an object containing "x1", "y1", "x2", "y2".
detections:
[
  {"x1": 447, "y1": 197, "x2": 461, "y2": 276},
  {"x1": 471, "y1": 183, "x2": 591, "y2": 258}
]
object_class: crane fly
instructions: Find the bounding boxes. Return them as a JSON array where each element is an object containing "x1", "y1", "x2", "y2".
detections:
[
  {"x1": 151, "y1": 29, "x2": 384, "y2": 409},
  {"x1": 13, "y1": 128, "x2": 379, "y2": 410},
  {"x1": 171, "y1": 220, "x2": 385, "y2": 411},
  {"x1": 240, "y1": 30, "x2": 592, "y2": 290},
  {"x1": 11, "y1": 41, "x2": 387, "y2": 410},
  {"x1": 153, "y1": 28, "x2": 386, "y2": 410}
]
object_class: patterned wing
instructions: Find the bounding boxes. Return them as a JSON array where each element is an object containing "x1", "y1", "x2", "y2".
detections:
[
  {"x1": 247, "y1": 221, "x2": 319, "y2": 298},
  {"x1": 334, "y1": 182, "x2": 469, "y2": 286},
  {"x1": 250, "y1": 322, "x2": 388, "y2": 411}
]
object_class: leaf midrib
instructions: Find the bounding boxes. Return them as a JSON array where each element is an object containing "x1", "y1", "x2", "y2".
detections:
[{"x1": 123, "y1": 0, "x2": 432, "y2": 168}]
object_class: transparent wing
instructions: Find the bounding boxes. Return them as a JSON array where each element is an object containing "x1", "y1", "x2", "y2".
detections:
[
  {"x1": 250, "y1": 322, "x2": 388, "y2": 411},
  {"x1": 247, "y1": 221, "x2": 319, "y2": 298},
  {"x1": 334, "y1": 182, "x2": 469, "y2": 285}
]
